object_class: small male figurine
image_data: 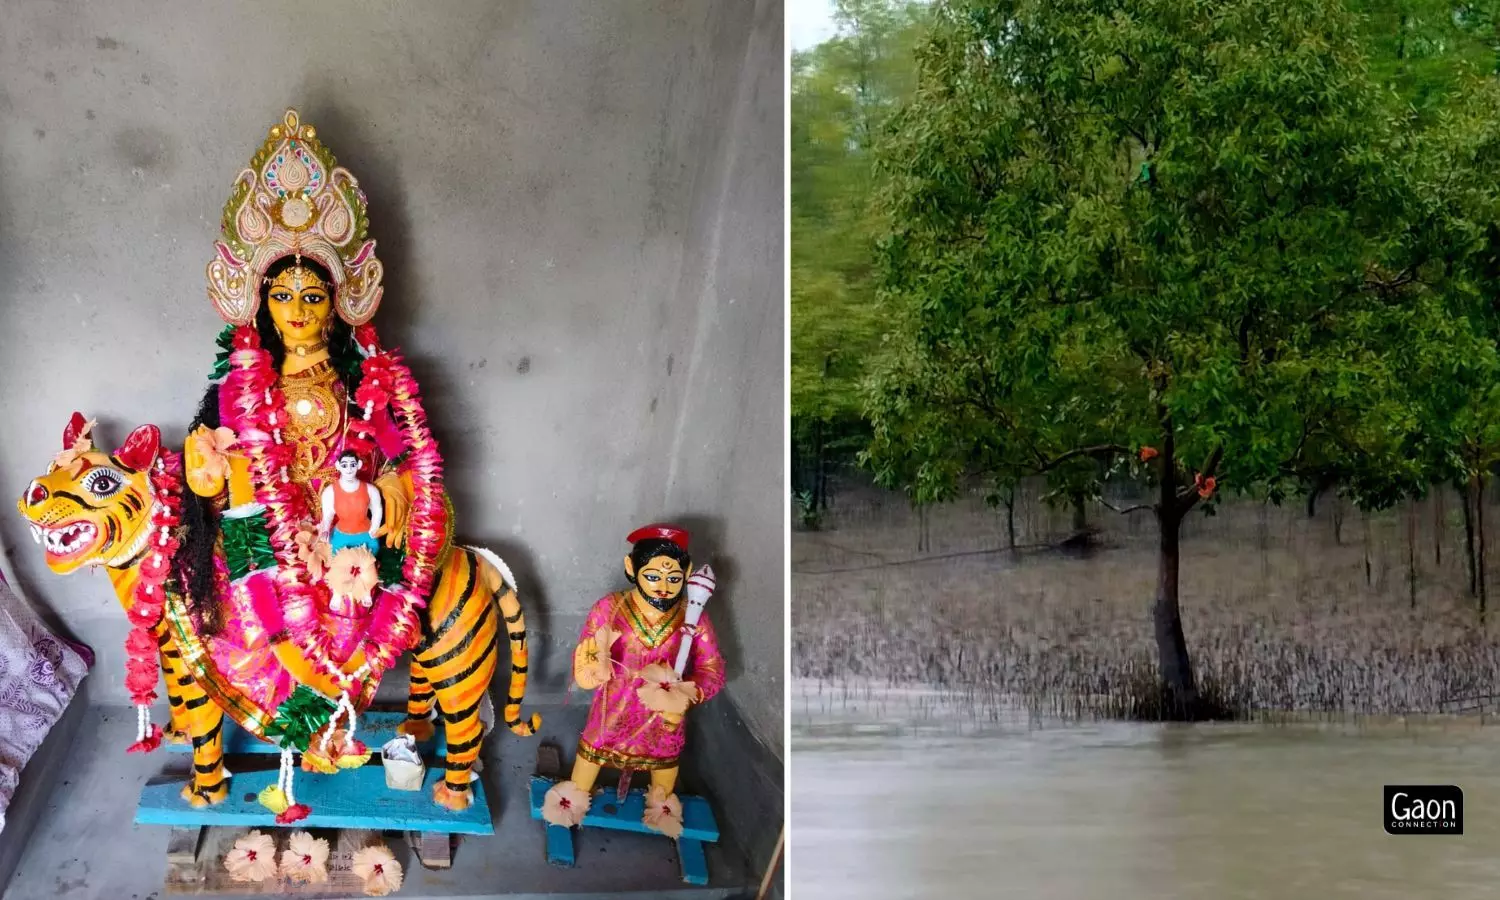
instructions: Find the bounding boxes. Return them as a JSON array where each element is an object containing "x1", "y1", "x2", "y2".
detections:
[
  {"x1": 319, "y1": 450, "x2": 383, "y2": 555},
  {"x1": 541, "y1": 524, "x2": 725, "y2": 838}
]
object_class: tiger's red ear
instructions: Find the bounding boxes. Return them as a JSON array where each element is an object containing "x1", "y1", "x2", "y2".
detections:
[
  {"x1": 62, "y1": 412, "x2": 88, "y2": 449},
  {"x1": 114, "y1": 425, "x2": 161, "y2": 473}
]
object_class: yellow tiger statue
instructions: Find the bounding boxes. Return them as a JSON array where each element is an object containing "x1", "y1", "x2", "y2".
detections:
[{"x1": 17, "y1": 412, "x2": 538, "y2": 812}]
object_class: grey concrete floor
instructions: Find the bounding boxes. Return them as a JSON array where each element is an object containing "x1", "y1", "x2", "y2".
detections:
[{"x1": 4, "y1": 701, "x2": 753, "y2": 900}]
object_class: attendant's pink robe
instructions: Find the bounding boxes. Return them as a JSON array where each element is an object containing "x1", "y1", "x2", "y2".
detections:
[{"x1": 576, "y1": 592, "x2": 726, "y2": 770}]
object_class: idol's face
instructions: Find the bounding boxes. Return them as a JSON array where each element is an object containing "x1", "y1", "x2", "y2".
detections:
[
  {"x1": 266, "y1": 265, "x2": 332, "y2": 343},
  {"x1": 335, "y1": 455, "x2": 361, "y2": 477},
  {"x1": 633, "y1": 554, "x2": 688, "y2": 604}
]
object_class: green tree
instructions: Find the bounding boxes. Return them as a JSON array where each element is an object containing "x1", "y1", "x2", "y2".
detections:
[
  {"x1": 1392, "y1": 75, "x2": 1500, "y2": 609},
  {"x1": 791, "y1": 0, "x2": 928, "y2": 510},
  {"x1": 866, "y1": 0, "x2": 1410, "y2": 715}
]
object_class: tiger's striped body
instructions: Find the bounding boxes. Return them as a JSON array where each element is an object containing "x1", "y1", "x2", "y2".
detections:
[{"x1": 18, "y1": 416, "x2": 539, "y2": 812}]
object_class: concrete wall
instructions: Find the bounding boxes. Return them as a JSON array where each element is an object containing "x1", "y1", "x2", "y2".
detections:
[{"x1": 0, "y1": 0, "x2": 784, "y2": 755}]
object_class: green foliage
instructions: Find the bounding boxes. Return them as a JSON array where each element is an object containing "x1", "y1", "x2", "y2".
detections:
[
  {"x1": 866, "y1": 0, "x2": 1421, "y2": 515},
  {"x1": 793, "y1": 0, "x2": 1500, "y2": 528},
  {"x1": 1350, "y1": 0, "x2": 1498, "y2": 115},
  {"x1": 264, "y1": 685, "x2": 336, "y2": 752},
  {"x1": 792, "y1": 0, "x2": 928, "y2": 430},
  {"x1": 794, "y1": 489, "x2": 824, "y2": 529}
]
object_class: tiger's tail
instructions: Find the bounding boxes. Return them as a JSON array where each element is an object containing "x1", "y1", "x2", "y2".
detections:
[{"x1": 466, "y1": 545, "x2": 541, "y2": 736}]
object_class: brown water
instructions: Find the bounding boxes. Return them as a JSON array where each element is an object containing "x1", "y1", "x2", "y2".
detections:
[{"x1": 790, "y1": 681, "x2": 1500, "y2": 899}]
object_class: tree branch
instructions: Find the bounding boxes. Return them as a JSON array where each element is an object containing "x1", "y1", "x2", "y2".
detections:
[
  {"x1": 1100, "y1": 498, "x2": 1154, "y2": 515},
  {"x1": 1038, "y1": 444, "x2": 1131, "y2": 472}
]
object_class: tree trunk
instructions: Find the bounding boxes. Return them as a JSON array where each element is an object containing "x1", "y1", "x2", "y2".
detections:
[
  {"x1": 1153, "y1": 434, "x2": 1199, "y2": 717},
  {"x1": 1364, "y1": 510, "x2": 1373, "y2": 587},
  {"x1": 1407, "y1": 496, "x2": 1418, "y2": 609},
  {"x1": 812, "y1": 418, "x2": 828, "y2": 512},
  {"x1": 1478, "y1": 473, "x2": 1488, "y2": 614},
  {"x1": 1332, "y1": 496, "x2": 1344, "y2": 545},
  {"x1": 1433, "y1": 488, "x2": 1443, "y2": 566},
  {"x1": 1004, "y1": 485, "x2": 1017, "y2": 549},
  {"x1": 1071, "y1": 492, "x2": 1088, "y2": 532},
  {"x1": 1462, "y1": 477, "x2": 1478, "y2": 598}
]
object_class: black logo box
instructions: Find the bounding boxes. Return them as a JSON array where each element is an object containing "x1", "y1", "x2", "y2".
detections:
[{"x1": 1385, "y1": 785, "x2": 1463, "y2": 835}]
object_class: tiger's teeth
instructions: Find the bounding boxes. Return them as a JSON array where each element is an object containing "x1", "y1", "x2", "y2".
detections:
[{"x1": 30, "y1": 525, "x2": 42, "y2": 544}]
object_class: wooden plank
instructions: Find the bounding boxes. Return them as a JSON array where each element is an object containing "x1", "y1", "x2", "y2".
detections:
[
  {"x1": 166, "y1": 827, "x2": 205, "y2": 865},
  {"x1": 527, "y1": 776, "x2": 719, "y2": 842},
  {"x1": 678, "y1": 838, "x2": 709, "y2": 886},
  {"x1": 544, "y1": 822, "x2": 575, "y2": 868},
  {"x1": 164, "y1": 710, "x2": 445, "y2": 757},
  {"x1": 407, "y1": 830, "x2": 452, "y2": 869},
  {"x1": 164, "y1": 827, "x2": 401, "y2": 896},
  {"x1": 138, "y1": 766, "x2": 492, "y2": 834}
]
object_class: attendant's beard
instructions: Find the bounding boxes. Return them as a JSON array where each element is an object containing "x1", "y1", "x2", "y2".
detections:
[{"x1": 637, "y1": 588, "x2": 681, "y2": 614}]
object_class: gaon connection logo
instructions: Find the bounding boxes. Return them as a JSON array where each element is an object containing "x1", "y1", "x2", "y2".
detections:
[{"x1": 1384, "y1": 785, "x2": 1463, "y2": 835}]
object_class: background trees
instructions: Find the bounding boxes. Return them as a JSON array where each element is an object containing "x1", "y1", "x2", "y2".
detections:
[
  {"x1": 791, "y1": 0, "x2": 927, "y2": 519},
  {"x1": 792, "y1": 0, "x2": 1500, "y2": 716}
]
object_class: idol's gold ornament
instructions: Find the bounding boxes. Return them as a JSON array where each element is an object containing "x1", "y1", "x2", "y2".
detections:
[{"x1": 207, "y1": 108, "x2": 383, "y2": 327}]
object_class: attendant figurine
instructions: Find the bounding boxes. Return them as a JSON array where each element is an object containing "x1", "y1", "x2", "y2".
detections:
[
  {"x1": 319, "y1": 450, "x2": 383, "y2": 556},
  {"x1": 541, "y1": 524, "x2": 725, "y2": 839}
]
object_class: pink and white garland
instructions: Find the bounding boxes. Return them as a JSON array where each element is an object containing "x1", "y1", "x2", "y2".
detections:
[
  {"x1": 222, "y1": 323, "x2": 447, "y2": 692},
  {"x1": 124, "y1": 451, "x2": 185, "y2": 753}
]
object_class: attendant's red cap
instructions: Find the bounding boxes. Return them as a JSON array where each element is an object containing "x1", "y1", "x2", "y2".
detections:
[{"x1": 627, "y1": 524, "x2": 690, "y2": 550}]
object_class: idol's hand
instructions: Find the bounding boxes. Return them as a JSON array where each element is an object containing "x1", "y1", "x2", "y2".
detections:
[
  {"x1": 573, "y1": 631, "x2": 614, "y2": 690},
  {"x1": 373, "y1": 470, "x2": 410, "y2": 549},
  {"x1": 184, "y1": 425, "x2": 233, "y2": 498}
]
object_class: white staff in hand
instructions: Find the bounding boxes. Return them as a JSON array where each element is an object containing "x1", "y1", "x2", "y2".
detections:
[{"x1": 674, "y1": 564, "x2": 716, "y2": 676}]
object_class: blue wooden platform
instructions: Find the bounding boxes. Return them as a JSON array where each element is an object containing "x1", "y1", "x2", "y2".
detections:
[
  {"x1": 163, "y1": 710, "x2": 444, "y2": 756},
  {"x1": 136, "y1": 764, "x2": 492, "y2": 834},
  {"x1": 528, "y1": 776, "x2": 717, "y2": 885}
]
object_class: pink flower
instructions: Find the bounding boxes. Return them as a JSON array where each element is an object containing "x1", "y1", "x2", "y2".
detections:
[
  {"x1": 642, "y1": 785, "x2": 684, "y2": 838},
  {"x1": 125, "y1": 627, "x2": 158, "y2": 656},
  {"x1": 636, "y1": 663, "x2": 697, "y2": 717},
  {"x1": 293, "y1": 528, "x2": 332, "y2": 581},
  {"x1": 575, "y1": 626, "x2": 618, "y2": 689},
  {"x1": 352, "y1": 843, "x2": 403, "y2": 896},
  {"x1": 187, "y1": 425, "x2": 237, "y2": 494},
  {"x1": 327, "y1": 546, "x2": 379, "y2": 605},
  {"x1": 279, "y1": 831, "x2": 329, "y2": 884},
  {"x1": 541, "y1": 780, "x2": 591, "y2": 828},
  {"x1": 223, "y1": 830, "x2": 277, "y2": 883},
  {"x1": 51, "y1": 424, "x2": 93, "y2": 477}
]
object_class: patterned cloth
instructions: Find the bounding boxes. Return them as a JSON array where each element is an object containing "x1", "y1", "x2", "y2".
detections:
[
  {"x1": 0, "y1": 570, "x2": 90, "y2": 833},
  {"x1": 577, "y1": 592, "x2": 726, "y2": 771}
]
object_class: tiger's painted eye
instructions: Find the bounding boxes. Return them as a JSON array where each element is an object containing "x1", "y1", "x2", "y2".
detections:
[{"x1": 84, "y1": 469, "x2": 123, "y2": 497}]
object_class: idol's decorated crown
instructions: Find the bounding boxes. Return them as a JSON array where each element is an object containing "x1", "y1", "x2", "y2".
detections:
[{"x1": 205, "y1": 107, "x2": 384, "y2": 326}]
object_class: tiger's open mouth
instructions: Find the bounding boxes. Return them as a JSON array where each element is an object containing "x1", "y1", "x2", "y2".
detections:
[{"x1": 31, "y1": 520, "x2": 100, "y2": 562}]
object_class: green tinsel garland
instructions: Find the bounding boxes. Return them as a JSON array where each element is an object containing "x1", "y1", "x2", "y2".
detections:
[
  {"x1": 209, "y1": 324, "x2": 236, "y2": 381},
  {"x1": 376, "y1": 543, "x2": 406, "y2": 586},
  {"x1": 221, "y1": 510, "x2": 277, "y2": 580},
  {"x1": 264, "y1": 685, "x2": 337, "y2": 751}
]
